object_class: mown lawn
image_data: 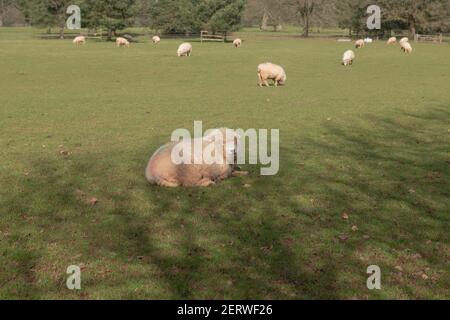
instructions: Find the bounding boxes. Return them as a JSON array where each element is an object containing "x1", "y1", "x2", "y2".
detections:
[{"x1": 0, "y1": 28, "x2": 449, "y2": 299}]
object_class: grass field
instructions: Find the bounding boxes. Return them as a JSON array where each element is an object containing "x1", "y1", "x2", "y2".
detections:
[{"x1": 0, "y1": 28, "x2": 449, "y2": 299}]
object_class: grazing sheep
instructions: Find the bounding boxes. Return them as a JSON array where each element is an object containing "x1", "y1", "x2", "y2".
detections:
[
  {"x1": 400, "y1": 41, "x2": 413, "y2": 54},
  {"x1": 399, "y1": 37, "x2": 409, "y2": 44},
  {"x1": 355, "y1": 39, "x2": 365, "y2": 48},
  {"x1": 233, "y1": 38, "x2": 242, "y2": 48},
  {"x1": 177, "y1": 42, "x2": 193, "y2": 57},
  {"x1": 342, "y1": 50, "x2": 355, "y2": 66},
  {"x1": 257, "y1": 63, "x2": 287, "y2": 87},
  {"x1": 152, "y1": 36, "x2": 161, "y2": 44},
  {"x1": 145, "y1": 128, "x2": 247, "y2": 187},
  {"x1": 387, "y1": 37, "x2": 397, "y2": 44},
  {"x1": 116, "y1": 37, "x2": 130, "y2": 47},
  {"x1": 73, "y1": 36, "x2": 86, "y2": 45}
]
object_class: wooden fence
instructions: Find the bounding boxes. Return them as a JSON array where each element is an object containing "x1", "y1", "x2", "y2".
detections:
[
  {"x1": 200, "y1": 31, "x2": 227, "y2": 43},
  {"x1": 414, "y1": 33, "x2": 443, "y2": 44}
]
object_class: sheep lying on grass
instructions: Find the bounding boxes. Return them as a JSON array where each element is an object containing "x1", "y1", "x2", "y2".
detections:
[
  {"x1": 233, "y1": 39, "x2": 242, "y2": 48},
  {"x1": 73, "y1": 36, "x2": 86, "y2": 45},
  {"x1": 257, "y1": 63, "x2": 287, "y2": 87},
  {"x1": 152, "y1": 36, "x2": 160, "y2": 44},
  {"x1": 145, "y1": 128, "x2": 247, "y2": 187},
  {"x1": 342, "y1": 50, "x2": 355, "y2": 66},
  {"x1": 116, "y1": 37, "x2": 130, "y2": 47},
  {"x1": 177, "y1": 43, "x2": 193, "y2": 57}
]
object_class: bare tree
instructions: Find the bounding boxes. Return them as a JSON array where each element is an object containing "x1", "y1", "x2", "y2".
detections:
[{"x1": 286, "y1": 0, "x2": 335, "y2": 36}]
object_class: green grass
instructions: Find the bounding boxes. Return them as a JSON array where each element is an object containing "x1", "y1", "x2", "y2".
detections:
[{"x1": 0, "y1": 27, "x2": 449, "y2": 299}]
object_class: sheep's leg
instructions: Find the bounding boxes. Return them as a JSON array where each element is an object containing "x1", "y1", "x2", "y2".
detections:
[
  {"x1": 232, "y1": 171, "x2": 249, "y2": 177},
  {"x1": 257, "y1": 73, "x2": 263, "y2": 87},
  {"x1": 197, "y1": 178, "x2": 216, "y2": 187},
  {"x1": 158, "y1": 180, "x2": 180, "y2": 188},
  {"x1": 263, "y1": 80, "x2": 270, "y2": 87}
]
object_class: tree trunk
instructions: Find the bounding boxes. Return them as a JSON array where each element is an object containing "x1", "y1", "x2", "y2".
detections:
[
  {"x1": 408, "y1": 16, "x2": 416, "y2": 39},
  {"x1": 303, "y1": 13, "x2": 310, "y2": 37},
  {"x1": 302, "y1": 0, "x2": 313, "y2": 37},
  {"x1": 261, "y1": 9, "x2": 268, "y2": 30},
  {"x1": 409, "y1": 25, "x2": 416, "y2": 39},
  {"x1": 0, "y1": 0, "x2": 3, "y2": 27}
]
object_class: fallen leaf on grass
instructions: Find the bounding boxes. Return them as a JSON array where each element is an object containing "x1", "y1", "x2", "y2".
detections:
[
  {"x1": 281, "y1": 237, "x2": 295, "y2": 248},
  {"x1": 171, "y1": 266, "x2": 181, "y2": 274},
  {"x1": 87, "y1": 197, "x2": 98, "y2": 206},
  {"x1": 260, "y1": 245, "x2": 273, "y2": 252}
]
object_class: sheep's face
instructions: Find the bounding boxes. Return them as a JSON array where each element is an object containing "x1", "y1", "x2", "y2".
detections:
[
  {"x1": 204, "y1": 128, "x2": 241, "y2": 165},
  {"x1": 278, "y1": 74, "x2": 287, "y2": 85}
]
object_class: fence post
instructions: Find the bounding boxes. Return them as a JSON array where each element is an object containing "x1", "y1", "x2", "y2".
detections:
[{"x1": 439, "y1": 33, "x2": 443, "y2": 44}]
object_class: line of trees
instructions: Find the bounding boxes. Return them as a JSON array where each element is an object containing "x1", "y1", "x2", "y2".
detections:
[
  {"x1": 147, "y1": 0, "x2": 245, "y2": 34},
  {"x1": 1, "y1": 0, "x2": 449, "y2": 38},
  {"x1": 244, "y1": 0, "x2": 450, "y2": 37}
]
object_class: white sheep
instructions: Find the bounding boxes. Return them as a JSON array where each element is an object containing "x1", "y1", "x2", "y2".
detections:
[
  {"x1": 400, "y1": 41, "x2": 413, "y2": 54},
  {"x1": 355, "y1": 39, "x2": 365, "y2": 49},
  {"x1": 145, "y1": 128, "x2": 246, "y2": 187},
  {"x1": 177, "y1": 42, "x2": 193, "y2": 57},
  {"x1": 152, "y1": 36, "x2": 161, "y2": 44},
  {"x1": 399, "y1": 37, "x2": 409, "y2": 44},
  {"x1": 257, "y1": 63, "x2": 287, "y2": 87},
  {"x1": 387, "y1": 37, "x2": 397, "y2": 44},
  {"x1": 116, "y1": 37, "x2": 130, "y2": 47},
  {"x1": 233, "y1": 38, "x2": 242, "y2": 48},
  {"x1": 342, "y1": 50, "x2": 355, "y2": 66},
  {"x1": 73, "y1": 36, "x2": 86, "y2": 45}
]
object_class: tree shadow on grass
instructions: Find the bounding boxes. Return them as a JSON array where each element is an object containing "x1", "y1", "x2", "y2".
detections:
[{"x1": 1, "y1": 107, "x2": 448, "y2": 299}]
